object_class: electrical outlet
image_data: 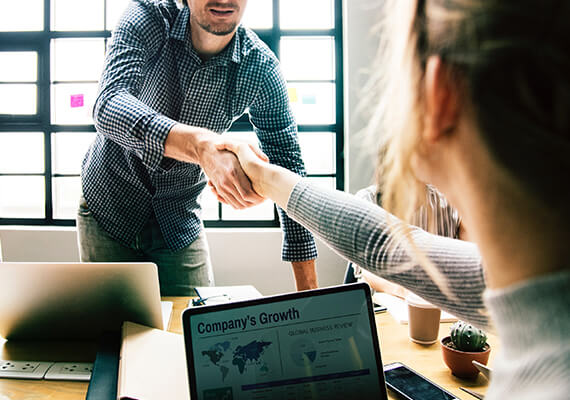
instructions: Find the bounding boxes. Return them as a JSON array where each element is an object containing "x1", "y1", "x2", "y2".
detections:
[
  {"x1": 44, "y1": 362, "x2": 93, "y2": 381},
  {"x1": 0, "y1": 360, "x2": 53, "y2": 379}
]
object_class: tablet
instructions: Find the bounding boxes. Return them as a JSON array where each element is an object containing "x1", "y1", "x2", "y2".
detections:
[{"x1": 182, "y1": 283, "x2": 388, "y2": 400}]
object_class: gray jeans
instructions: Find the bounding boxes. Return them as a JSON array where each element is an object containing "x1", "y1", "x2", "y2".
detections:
[{"x1": 76, "y1": 195, "x2": 214, "y2": 296}]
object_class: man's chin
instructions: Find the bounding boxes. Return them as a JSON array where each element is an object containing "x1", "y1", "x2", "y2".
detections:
[{"x1": 200, "y1": 22, "x2": 238, "y2": 36}]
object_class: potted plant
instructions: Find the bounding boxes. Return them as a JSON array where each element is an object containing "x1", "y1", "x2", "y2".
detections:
[{"x1": 441, "y1": 321, "x2": 491, "y2": 379}]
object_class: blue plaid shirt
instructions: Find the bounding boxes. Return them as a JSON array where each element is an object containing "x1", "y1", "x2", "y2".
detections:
[{"x1": 82, "y1": 0, "x2": 317, "y2": 261}]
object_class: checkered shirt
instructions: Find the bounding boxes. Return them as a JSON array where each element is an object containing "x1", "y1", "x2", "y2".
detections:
[{"x1": 81, "y1": 0, "x2": 317, "y2": 261}]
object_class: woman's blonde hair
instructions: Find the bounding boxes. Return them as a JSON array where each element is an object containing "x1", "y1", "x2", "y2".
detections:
[{"x1": 369, "y1": 0, "x2": 570, "y2": 222}]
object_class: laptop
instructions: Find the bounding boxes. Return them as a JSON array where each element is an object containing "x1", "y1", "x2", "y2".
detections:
[
  {"x1": 0, "y1": 262, "x2": 163, "y2": 340},
  {"x1": 182, "y1": 282, "x2": 388, "y2": 400}
]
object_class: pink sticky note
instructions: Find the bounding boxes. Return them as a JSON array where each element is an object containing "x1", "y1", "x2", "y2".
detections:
[{"x1": 70, "y1": 94, "x2": 84, "y2": 108}]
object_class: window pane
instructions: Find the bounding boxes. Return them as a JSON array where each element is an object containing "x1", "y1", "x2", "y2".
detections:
[
  {"x1": 0, "y1": 132, "x2": 44, "y2": 174},
  {"x1": 200, "y1": 187, "x2": 220, "y2": 221},
  {"x1": 298, "y1": 132, "x2": 335, "y2": 174},
  {"x1": 0, "y1": 84, "x2": 37, "y2": 115},
  {"x1": 52, "y1": 0, "x2": 104, "y2": 31},
  {"x1": 280, "y1": 0, "x2": 333, "y2": 30},
  {"x1": 281, "y1": 37, "x2": 334, "y2": 81},
  {"x1": 241, "y1": 0, "x2": 272, "y2": 29},
  {"x1": 52, "y1": 132, "x2": 96, "y2": 174},
  {"x1": 0, "y1": 0, "x2": 43, "y2": 32},
  {"x1": 52, "y1": 39, "x2": 105, "y2": 82},
  {"x1": 0, "y1": 176, "x2": 45, "y2": 218},
  {"x1": 223, "y1": 131, "x2": 259, "y2": 144},
  {"x1": 0, "y1": 52, "x2": 37, "y2": 82},
  {"x1": 106, "y1": 0, "x2": 132, "y2": 31},
  {"x1": 306, "y1": 177, "x2": 336, "y2": 190},
  {"x1": 51, "y1": 83, "x2": 98, "y2": 125},
  {"x1": 288, "y1": 82, "x2": 335, "y2": 125},
  {"x1": 222, "y1": 200, "x2": 275, "y2": 220},
  {"x1": 52, "y1": 176, "x2": 81, "y2": 219},
  {"x1": 223, "y1": 130, "x2": 335, "y2": 175}
]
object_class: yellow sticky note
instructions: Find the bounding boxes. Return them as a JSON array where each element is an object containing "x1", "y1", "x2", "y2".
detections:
[{"x1": 288, "y1": 87, "x2": 298, "y2": 103}]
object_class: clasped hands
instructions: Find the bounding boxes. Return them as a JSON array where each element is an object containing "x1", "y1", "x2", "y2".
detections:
[
  {"x1": 164, "y1": 124, "x2": 271, "y2": 210},
  {"x1": 207, "y1": 138, "x2": 271, "y2": 209}
]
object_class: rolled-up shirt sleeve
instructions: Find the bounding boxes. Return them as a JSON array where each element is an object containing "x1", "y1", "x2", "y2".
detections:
[
  {"x1": 249, "y1": 65, "x2": 318, "y2": 262},
  {"x1": 93, "y1": 2, "x2": 177, "y2": 171}
]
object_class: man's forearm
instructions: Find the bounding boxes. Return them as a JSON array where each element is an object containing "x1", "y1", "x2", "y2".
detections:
[
  {"x1": 164, "y1": 123, "x2": 212, "y2": 164},
  {"x1": 291, "y1": 259, "x2": 318, "y2": 291}
]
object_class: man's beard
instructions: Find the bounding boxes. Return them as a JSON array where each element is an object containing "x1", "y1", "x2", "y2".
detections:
[{"x1": 192, "y1": 14, "x2": 237, "y2": 36}]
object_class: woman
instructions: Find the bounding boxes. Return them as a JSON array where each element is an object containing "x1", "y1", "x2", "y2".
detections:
[{"x1": 216, "y1": 0, "x2": 570, "y2": 398}]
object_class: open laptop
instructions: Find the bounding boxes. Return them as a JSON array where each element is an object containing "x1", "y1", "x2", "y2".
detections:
[
  {"x1": 182, "y1": 282, "x2": 388, "y2": 400},
  {"x1": 0, "y1": 262, "x2": 163, "y2": 340}
]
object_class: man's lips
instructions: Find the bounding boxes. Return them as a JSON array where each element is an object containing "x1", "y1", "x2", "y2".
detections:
[{"x1": 209, "y1": 8, "x2": 237, "y2": 17}]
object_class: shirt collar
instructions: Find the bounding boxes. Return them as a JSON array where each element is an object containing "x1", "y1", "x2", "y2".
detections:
[
  {"x1": 170, "y1": 6, "x2": 244, "y2": 64},
  {"x1": 227, "y1": 27, "x2": 243, "y2": 64},
  {"x1": 217, "y1": 30, "x2": 242, "y2": 64},
  {"x1": 170, "y1": 5, "x2": 189, "y2": 42}
]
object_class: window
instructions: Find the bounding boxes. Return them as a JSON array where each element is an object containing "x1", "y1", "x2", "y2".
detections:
[{"x1": 0, "y1": 0, "x2": 343, "y2": 227}]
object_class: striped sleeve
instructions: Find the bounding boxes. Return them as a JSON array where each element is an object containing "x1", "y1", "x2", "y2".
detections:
[{"x1": 287, "y1": 180, "x2": 491, "y2": 330}]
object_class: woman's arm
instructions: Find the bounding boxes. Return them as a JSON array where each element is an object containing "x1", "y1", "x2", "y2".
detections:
[
  {"x1": 217, "y1": 141, "x2": 491, "y2": 330},
  {"x1": 288, "y1": 180, "x2": 489, "y2": 329}
]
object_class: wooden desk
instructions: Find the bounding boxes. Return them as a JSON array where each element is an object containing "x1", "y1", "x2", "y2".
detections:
[
  {"x1": 0, "y1": 297, "x2": 496, "y2": 400},
  {"x1": 376, "y1": 314, "x2": 496, "y2": 399}
]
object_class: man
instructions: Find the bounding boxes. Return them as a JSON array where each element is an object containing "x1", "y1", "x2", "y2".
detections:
[{"x1": 78, "y1": 0, "x2": 317, "y2": 295}]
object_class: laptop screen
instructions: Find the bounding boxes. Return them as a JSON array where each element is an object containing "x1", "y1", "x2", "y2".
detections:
[{"x1": 182, "y1": 283, "x2": 388, "y2": 400}]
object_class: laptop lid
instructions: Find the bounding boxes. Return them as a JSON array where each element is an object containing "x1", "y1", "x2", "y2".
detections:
[
  {"x1": 0, "y1": 262, "x2": 163, "y2": 340},
  {"x1": 182, "y1": 282, "x2": 388, "y2": 400}
]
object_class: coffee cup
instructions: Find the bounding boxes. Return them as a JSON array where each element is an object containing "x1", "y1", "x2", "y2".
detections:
[{"x1": 406, "y1": 293, "x2": 441, "y2": 345}]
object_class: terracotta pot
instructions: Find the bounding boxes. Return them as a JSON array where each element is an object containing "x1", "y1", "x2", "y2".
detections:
[{"x1": 441, "y1": 336, "x2": 491, "y2": 379}]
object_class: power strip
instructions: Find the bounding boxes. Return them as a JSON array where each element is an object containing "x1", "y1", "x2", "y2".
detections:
[
  {"x1": 0, "y1": 360, "x2": 54, "y2": 380},
  {"x1": 0, "y1": 360, "x2": 93, "y2": 381},
  {"x1": 44, "y1": 362, "x2": 93, "y2": 381}
]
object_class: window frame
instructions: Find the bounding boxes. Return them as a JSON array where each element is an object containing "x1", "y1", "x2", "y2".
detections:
[{"x1": 0, "y1": 0, "x2": 344, "y2": 228}]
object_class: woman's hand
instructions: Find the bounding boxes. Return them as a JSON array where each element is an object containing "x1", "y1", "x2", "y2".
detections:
[
  {"x1": 214, "y1": 139, "x2": 303, "y2": 211},
  {"x1": 165, "y1": 124, "x2": 266, "y2": 209},
  {"x1": 213, "y1": 140, "x2": 270, "y2": 198}
]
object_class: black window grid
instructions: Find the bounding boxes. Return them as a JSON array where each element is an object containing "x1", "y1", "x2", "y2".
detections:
[{"x1": 0, "y1": 0, "x2": 344, "y2": 228}]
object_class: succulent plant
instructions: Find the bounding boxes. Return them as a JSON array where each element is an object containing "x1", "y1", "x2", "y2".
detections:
[{"x1": 450, "y1": 321, "x2": 487, "y2": 352}]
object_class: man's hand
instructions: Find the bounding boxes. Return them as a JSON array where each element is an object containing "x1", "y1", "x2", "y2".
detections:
[
  {"x1": 291, "y1": 260, "x2": 318, "y2": 291},
  {"x1": 214, "y1": 139, "x2": 271, "y2": 197},
  {"x1": 215, "y1": 138, "x2": 302, "y2": 212},
  {"x1": 164, "y1": 124, "x2": 266, "y2": 209},
  {"x1": 199, "y1": 138, "x2": 265, "y2": 209}
]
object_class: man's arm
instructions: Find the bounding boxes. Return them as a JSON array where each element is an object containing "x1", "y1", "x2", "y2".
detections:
[
  {"x1": 291, "y1": 260, "x2": 318, "y2": 291},
  {"x1": 93, "y1": 3, "x2": 175, "y2": 171},
  {"x1": 93, "y1": 3, "x2": 261, "y2": 207},
  {"x1": 248, "y1": 63, "x2": 319, "y2": 290}
]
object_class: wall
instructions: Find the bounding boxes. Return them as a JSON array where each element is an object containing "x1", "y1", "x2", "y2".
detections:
[{"x1": 0, "y1": 227, "x2": 346, "y2": 295}]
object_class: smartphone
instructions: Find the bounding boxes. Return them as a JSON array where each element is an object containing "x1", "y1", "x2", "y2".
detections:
[{"x1": 383, "y1": 362, "x2": 459, "y2": 400}]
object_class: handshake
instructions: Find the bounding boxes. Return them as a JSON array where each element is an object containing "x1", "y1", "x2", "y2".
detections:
[
  {"x1": 207, "y1": 136, "x2": 302, "y2": 213},
  {"x1": 164, "y1": 124, "x2": 301, "y2": 211},
  {"x1": 207, "y1": 138, "x2": 272, "y2": 210}
]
